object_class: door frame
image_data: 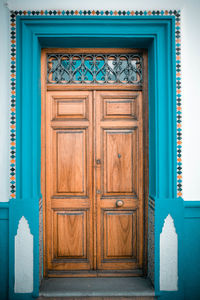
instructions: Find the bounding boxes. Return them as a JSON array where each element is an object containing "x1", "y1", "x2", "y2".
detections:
[
  {"x1": 9, "y1": 14, "x2": 181, "y2": 299},
  {"x1": 41, "y1": 48, "x2": 149, "y2": 277}
]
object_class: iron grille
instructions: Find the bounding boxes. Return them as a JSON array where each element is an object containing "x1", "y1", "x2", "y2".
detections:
[{"x1": 47, "y1": 53, "x2": 143, "y2": 84}]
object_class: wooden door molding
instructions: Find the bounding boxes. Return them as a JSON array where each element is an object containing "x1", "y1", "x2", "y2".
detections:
[{"x1": 41, "y1": 48, "x2": 149, "y2": 277}]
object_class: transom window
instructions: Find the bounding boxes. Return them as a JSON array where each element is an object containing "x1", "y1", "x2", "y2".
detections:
[{"x1": 47, "y1": 53, "x2": 143, "y2": 85}]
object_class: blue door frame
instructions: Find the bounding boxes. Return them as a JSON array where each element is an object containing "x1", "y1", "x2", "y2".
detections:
[{"x1": 1, "y1": 14, "x2": 189, "y2": 300}]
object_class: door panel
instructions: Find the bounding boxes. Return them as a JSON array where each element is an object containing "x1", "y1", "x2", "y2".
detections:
[
  {"x1": 103, "y1": 210, "x2": 137, "y2": 259},
  {"x1": 96, "y1": 91, "x2": 143, "y2": 272},
  {"x1": 54, "y1": 129, "x2": 87, "y2": 195},
  {"x1": 102, "y1": 97, "x2": 138, "y2": 120},
  {"x1": 103, "y1": 128, "x2": 138, "y2": 195},
  {"x1": 52, "y1": 98, "x2": 87, "y2": 120},
  {"x1": 53, "y1": 210, "x2": 87, "y2": 258}
]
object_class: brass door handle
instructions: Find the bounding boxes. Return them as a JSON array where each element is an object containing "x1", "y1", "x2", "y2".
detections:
[{"x1": 116, "y1": 200, "x2": 124, "y2": 207}]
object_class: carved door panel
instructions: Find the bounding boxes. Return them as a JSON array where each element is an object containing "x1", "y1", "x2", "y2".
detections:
[
  {"x1": 95, "y1": 91, "x2": 144, "y2": 273},
  {"x1": 44, "y1": 90, "x2": 144, "y2": 276}
]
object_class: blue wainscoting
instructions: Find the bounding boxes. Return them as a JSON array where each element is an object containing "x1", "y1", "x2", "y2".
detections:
[
  {"x1": 183, "y1": 201, "x2": 200, "y2": 300},
  {"x1": 157, "y1": 201, "x2": 200, "y2": 300},
  {"x1": 1, "y1": 199, "x2": 200, "y2": 300},
  {"x1": 0, "y1": 203, "x2": 9, "y2": 300}
]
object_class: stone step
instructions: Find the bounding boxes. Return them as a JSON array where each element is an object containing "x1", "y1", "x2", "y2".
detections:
[
  {"x1": 39, "y1": 278, "x2": 155, "y2": 299},
  {"x1": 38, "y1": 297, "x2": 155, "y2": 300}
]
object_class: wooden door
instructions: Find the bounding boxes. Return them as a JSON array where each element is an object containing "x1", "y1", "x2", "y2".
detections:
[
  {"x1": 95, "y1": 91, "x2": 144, "y2": 275},
  {"x1": 43, "y1": 89, "x2": 144, "y2": 277},
  {"x1": 45, "y1": 91, "x2": 94, "y2": 274}
]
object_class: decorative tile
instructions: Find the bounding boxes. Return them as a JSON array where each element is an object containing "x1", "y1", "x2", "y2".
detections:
[
  {"x1": 9, "y1": 10, "x2": 182, "y2": 199},
  {"x1": 148, "y1": 197, "x2": 155, "y2": 285},
  {"x1": 10, "y1": 12, "x2": 17, "y2": 200},
  {"x1": 39, "y1": 197, "x2": 43, "y2": 284}
]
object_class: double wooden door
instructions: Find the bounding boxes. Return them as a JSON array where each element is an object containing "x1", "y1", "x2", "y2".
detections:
[{"x1": 43, "y1": 89, "x2": 144, "y2": 277}]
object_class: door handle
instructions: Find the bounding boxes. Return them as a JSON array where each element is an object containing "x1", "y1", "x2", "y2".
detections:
[{"x1": 116, "y1": 200, "x2": 124, "y2": 207}]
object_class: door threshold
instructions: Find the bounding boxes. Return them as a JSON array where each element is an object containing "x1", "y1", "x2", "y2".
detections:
[
  {"x1": 47, "y1": 269, "x2": 143, "y2": 278},
  {"x1": 39, "y1": 277, "x2": 155, "y2": 298}
]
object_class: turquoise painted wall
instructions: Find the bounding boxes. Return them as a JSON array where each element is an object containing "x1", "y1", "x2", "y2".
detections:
[{"x1": 183, "y1": 203, "x2": 200, "y2": 300}]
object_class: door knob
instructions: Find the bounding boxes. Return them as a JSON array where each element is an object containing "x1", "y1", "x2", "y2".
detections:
[{"x1": 116, "y1": 200, "x2": 124, "y2": 207}]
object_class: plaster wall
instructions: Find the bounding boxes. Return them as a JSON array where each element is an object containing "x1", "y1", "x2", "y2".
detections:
[
  {"x1": 0, "y1": 0, "x2": 200, "y2": 201},
  {"x1": 0, "y1": 0, "x2": 10, "y2": 202},
  {"x1": 160, "y1": 215, "x2": 178, "y2": 291}
]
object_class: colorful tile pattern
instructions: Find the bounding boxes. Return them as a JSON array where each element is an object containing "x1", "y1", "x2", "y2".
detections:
[
  {"x1": 10, "y1": 12, "x2": 17, "y2": 200},
  {"x1": 9, "y1": 10, "x2": 182, "y2": 199},
  {"x1": 175, "y1": 13, "x2": 182, "y2": 198}
]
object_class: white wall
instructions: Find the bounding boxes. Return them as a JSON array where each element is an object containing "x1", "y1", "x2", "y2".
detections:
[
  {"x1": 181, "y1": 0, "x2": 200, "y2": 200},
  {"x1": 0, "y1": 0, "x2": 10, "y2": 202},
  {"x1": 7, "y1": 0, "x2": 184, "y2": 10},
  {"x1": 0, "y1": 0, "x2": 200, "y2": 201}
]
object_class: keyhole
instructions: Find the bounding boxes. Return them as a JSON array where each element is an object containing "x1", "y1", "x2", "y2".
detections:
[{"x1": 118, "y1": 153, "x2": 121, "y2": 158}]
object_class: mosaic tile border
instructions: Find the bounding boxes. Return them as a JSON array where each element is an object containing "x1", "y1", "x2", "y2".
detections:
[{"x1": 9, "y1": 9, "x2": 182, "y2": 200}]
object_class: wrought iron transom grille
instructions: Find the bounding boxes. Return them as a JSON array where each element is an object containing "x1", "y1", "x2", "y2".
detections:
[{"x1": 47, "y1": 53, "x2": 143, "y2": 85}]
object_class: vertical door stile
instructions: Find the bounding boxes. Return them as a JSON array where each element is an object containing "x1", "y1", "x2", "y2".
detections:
[
  {"x1": 93, "y1": 90, "x2": 97, "y2": 271},
  {"x1": 95, "y1": 90, "x2": 102, "y2": 273},
  {"x1": 46, "y1": 91, "x2": 52, "y2": 270},
  {"x1": 88, "y1": 91, "x2": 94, "y2": 271},
  {"x1": 138, "y1": 92, "x2": 144, "y2": 266}
]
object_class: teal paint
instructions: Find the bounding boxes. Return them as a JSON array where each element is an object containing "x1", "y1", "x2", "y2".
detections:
[
  {"x1": 148, "y1": 39, "x2": 156, "y2": 198},
  {"x1": 0, "y1": 204, "x2": 9, "y2": 300},
  {"x1": 5, "y1": 13, "x2": 187, "y2": 300},
  {"x1": 183, "y1": 201, "x2": 200, "y2": 300}
]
